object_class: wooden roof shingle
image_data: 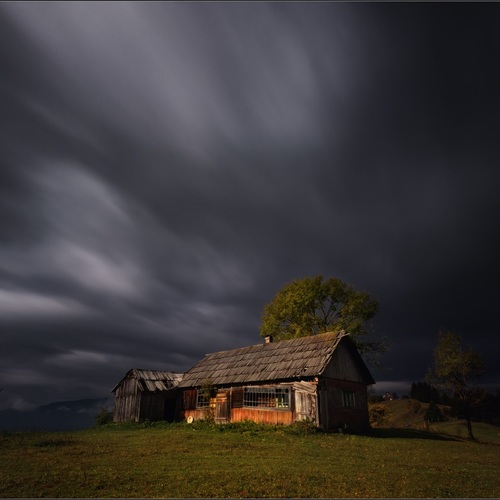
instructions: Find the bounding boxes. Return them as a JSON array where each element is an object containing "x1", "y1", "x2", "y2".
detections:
[
  {"x1": 111, "y1": 369, "x2": 183, "y2": 393},
  {"x1": 178, "y1": 330, "x2": 373, "y2": 388}
]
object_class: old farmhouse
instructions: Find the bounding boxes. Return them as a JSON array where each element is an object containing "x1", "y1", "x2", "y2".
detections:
[
  {"x1": 112, "y1": 331, "x2": 375, "y2": 431},
  {"x1": 112, "y1": 369, "x2": 183, "y2": 423},
  {"x1": 178, "y1": 331, "x2": 374, "y2": 431}
]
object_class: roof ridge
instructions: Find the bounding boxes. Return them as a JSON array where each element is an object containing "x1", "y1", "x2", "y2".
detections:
[
  {"x1": 203, "y1": 330, "x2": 346, "y2": 357},
  {"x1": 178, "y1": 330, "x2": 356, "y2": 388}
]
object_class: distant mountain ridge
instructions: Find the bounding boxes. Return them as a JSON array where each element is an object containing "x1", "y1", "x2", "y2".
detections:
[
  {"x1": 0, "y1": 397, "x2": 114, "y2": 431},
  {"x1": 39, "y1": 398, "x2": 112, "y2": 413}
]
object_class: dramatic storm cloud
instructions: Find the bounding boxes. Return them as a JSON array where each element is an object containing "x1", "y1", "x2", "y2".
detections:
[{"x1": 1, "y1": 2, "x2": 500, "y2": 412}]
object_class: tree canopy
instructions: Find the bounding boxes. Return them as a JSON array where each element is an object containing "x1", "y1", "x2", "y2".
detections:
[
  {"x1": 410, "y1": 381, "x2": 446, "y2": 404},
  {"x1": 427, "y1": 330, "x2": 485, "y2": 440},
  {"x1": 260, "y1": 275, "x2": 381, "y2": 357}
]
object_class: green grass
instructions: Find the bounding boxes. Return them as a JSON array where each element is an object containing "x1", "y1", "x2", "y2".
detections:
[
  {"x1": 1, "y1": 421, "x2": 499, "y2": 498},
  {"x1": 431, "y1": 420, "x2": 500, "y2": 444},
  {"x1": 371, "y1": 399, "x2": 500, "y2": 444}
]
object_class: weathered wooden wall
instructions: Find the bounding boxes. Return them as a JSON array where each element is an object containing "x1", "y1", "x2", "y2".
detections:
[
  {"x1": 114, "y1": 378, "x2": 140, "y2": 422},
  {"x1": 321, "y1": 341, "x2": 369, "y2": 383},
  {"x1": 319, "y1": 378, "x2": 369, "y2": 432},
  {"x1": 231, "y1": 407, "x2": 294, "y2": 425},
  {"x1": 178, "y1": 377, "x2": 369, "y2": 431},
  {"x1": 179, "y1": 388, "x2": 214, "y2": 422},
  {"x1": 179, "y1": 386, "x2": 296, "y2": 425},
  {"x1": 139, "y1": 392, "x2": 167, "y2": 421},
  {"x1": 114, "y1": 378, "x2": 179, "y2": 423},
  {"x1": 229, "y1": 384, "x2": 295, "y2": 425}
]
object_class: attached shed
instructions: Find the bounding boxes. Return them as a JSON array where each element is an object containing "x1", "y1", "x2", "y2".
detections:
[
  {"x1": 112, "y1": 369, "x2": 183, "y2": 423},
  {"x1": 177, "y1": 331, "x2": 375, "y2": 432}
]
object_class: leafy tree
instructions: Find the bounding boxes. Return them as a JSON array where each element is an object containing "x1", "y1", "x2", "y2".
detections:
[
  {"x1": 260, "y1": 275, "x2": 382, "y2": 359},
  {"x1": 424, "y1": 401, "x2": 446, "y2": 423},
  {"x1": 427, "y1": 330, "x2": 485, "y2": 440}
]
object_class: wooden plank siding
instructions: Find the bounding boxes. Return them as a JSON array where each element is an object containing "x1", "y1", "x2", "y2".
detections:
[
  {"x1": 231, "y1": 407, "x2": 293, "y2": 425},
  {"x1": 113, "y1": 377, "x2": 141, "y2": 422},
  {"x1": 112, "y1": 369, "x2": 183, "y2": 423},
  {"x1": 320, "y1": 340, "x2": 372, "y2": 384},
  {"x1": 178, "y1": 385, "x2": 296, "y2": 425},
  {"x1": 139, "y1": 392, "x2": 168, "y2": 422},
  {"x1": 181, "y1": 408, "x2": 212, "y2": 421},
  {"x1": 320, "y1": 378, "x2": 370, "y2": 432},
  {"x1": 178, "y1": 378, "x2": 369, "y2": 430}
]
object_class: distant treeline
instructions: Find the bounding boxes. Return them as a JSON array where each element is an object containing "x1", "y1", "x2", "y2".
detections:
[{"x1": 410, "y1": 381, "x2": 445, "y2": 404}]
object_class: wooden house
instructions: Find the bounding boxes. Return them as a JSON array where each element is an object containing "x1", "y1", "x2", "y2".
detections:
[
  {"x1": 112, "y1": 369, "x2": 183, "y2": 423},
  {"x1": 177, "y1": 331, "x2": 375, "y2": 432}
]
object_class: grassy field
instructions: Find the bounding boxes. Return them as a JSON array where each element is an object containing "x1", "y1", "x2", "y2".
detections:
[{"x1": 1, "y1": 420, "x2": 499, "y2": 498}]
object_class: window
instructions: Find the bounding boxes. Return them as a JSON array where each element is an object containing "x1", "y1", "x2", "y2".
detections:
[
  {"x1": 243, "y1": 386, "x2": 290, "y2": 409},
  {"x1": 343, "y1": 390, "x2": 356, "y2": 408},
  {"x1": 196, "y1": 389, "x2": 210, "y2": 408}
]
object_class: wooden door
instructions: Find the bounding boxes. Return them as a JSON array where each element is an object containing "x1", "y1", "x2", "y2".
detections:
[
  {"x1": 295, "y1": 391, "x2": 317, "y2": 422},
  {"x1": 215, "y1": 392, "x2": 229, "y2": 424}
]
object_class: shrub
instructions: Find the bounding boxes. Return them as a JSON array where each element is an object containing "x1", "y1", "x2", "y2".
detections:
[
  {"x1": 368, "y1": 403, "x2": 387, "y2": 426},
  {"x1": 424, "y1": 401, "x2": 446, "y2": 423},
  {"x1": 95, "y1": 407, "x2": 114, "y2": 426},
  {"x1": 285, "y1": 418, "x2": 319, "y2": 434}
]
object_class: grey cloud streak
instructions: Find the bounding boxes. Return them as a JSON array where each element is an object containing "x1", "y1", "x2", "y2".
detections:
[{"x1": 1, "y1": 2, "x2": 500, "y2": 412}]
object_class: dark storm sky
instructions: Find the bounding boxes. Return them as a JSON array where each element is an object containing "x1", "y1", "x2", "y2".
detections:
[{"x1": 1, "y1": 2, "x2": 499, "y2": 410}]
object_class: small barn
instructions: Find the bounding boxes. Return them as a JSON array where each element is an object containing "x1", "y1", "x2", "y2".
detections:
[
  {"x1": 112, "y1": 369, "x2": 183, "y2": 423},
  {"x1": 177, "y1": 331, "x2": 375, "y2": 432}
]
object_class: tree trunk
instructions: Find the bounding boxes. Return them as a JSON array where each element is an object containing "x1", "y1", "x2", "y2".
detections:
[
  {"x1": 466, "y1": 416, "x2": 475, "y2": 440},
  {"x1": 464, "y1": 400, "x2": 475, "y2": 440}
]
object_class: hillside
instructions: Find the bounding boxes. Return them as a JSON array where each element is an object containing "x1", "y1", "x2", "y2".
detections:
[
  {"x1": 369, "y1": 398, "x2": 452, "y2": 429},
  {"x1": 369, "y1": 398, "x2": 500, "y2": 444}
]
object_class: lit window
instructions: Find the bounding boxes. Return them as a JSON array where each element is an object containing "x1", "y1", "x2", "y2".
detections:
[
  {"x1": 243, "y1": 386, "x2": 290, "y2": 409},
  {"x1": 196, "y1": 389, "x2": 210, "y2": 408},
  {"x1": 343, "y1": 390, "x2": 356, "y2": 408}
]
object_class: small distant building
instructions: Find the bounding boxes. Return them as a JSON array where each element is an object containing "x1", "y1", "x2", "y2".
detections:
[
  {"x1": 111, "y1": 369, "x2": 183, "y2": 423},
  {"x1": 177, "y1": 331, "x2": 375, "y2": 432},
  {"x1": 383, "y1": 392, "x2": 394, "y2": 401}
]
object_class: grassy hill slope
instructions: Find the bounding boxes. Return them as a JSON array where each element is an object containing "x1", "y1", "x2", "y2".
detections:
[
  {"x1": 1, "y1": 422, "x2": 500, "y2": 498},
  {"x1": 370, "y1": 399, "x2": 500, "y2": 444}
]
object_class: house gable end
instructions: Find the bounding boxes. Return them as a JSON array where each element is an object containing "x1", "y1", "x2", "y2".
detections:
[{"x1": 320, "y1": 338, "x2": 375, "y2": 385}]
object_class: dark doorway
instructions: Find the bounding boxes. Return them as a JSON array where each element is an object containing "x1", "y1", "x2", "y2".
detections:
[{"x1": 164, "y1": 399, "x2": 176, "y2": 421}]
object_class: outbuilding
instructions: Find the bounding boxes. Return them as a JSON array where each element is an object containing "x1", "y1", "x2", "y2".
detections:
[
  {"x1": 112, "y1": 369, "x2": 183, "y2": 423},
  {"x1": 177, "y1": 331, "x2": 375, "y2": 432}
]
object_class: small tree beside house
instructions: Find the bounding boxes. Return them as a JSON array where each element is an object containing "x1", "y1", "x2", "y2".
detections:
[{"x1": 427, "y1": 330, "x2": 485, "y2": 440}]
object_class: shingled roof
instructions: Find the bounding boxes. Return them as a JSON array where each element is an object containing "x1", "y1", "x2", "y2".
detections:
[
  {"x1": 178, "y1": 331, "x2": 373, "y2": 388},
  {"x1": 111, "y1": 369, "x2": 183, "y2": 393}
]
